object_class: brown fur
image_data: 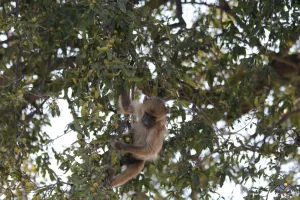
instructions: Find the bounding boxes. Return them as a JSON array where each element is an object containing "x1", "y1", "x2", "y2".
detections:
[{"x1": 109, "y1": 92, "x2": 168, "y2": 187}]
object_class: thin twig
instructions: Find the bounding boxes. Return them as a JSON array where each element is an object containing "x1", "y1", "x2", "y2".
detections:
[
  {"x1": 45, "y1": 129, "x2": 73, "y2": 145},
  {"x1": 0, "y1": 36, "x2": 18, "y2": 46}
]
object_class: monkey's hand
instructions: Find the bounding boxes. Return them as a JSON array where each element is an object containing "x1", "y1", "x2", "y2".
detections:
[{"x1": 110, "y1": 139, "x2": 125, "y2": 149}]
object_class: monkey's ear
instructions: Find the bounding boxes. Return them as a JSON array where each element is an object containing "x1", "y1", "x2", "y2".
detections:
[{"x1": 164, "y1": 106, "x2": 169, "y2": 113}]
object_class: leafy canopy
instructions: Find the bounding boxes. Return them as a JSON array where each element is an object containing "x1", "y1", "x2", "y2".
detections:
[{"x1": 0, "y1": 0, "x2": 299, "y2": 199}]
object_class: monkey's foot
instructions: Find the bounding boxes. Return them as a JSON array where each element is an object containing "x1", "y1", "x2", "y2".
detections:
[
  {"x1": 110, "y1": 139, "x2": 123, "y2": 149},
  {"x1": 103, "y1": 165, "x2": 115, "y2": 188}
]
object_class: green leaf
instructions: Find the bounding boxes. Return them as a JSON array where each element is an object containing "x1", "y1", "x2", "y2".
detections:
[
  {"x1": 191, "y1": 172, "x2": 200, "y2": 189},
  {"x1": 128, "y1": 77, "x2": 143, "y2": 82},
  {"x1": 90, "y1": 140, "x2": 104, "y2": 145},
  {"x1": 117, "y1": 0, "x2": 126, "y2": 13},
  {"x1": 73, "y1": 120, "x2": 82, "y2": 132},
  {"x1": 206, "y1": 69, "x2": 214, "y2": 88},
  {"x1": 127, "y1": 10, "x2": 135, "y2": 20},
  {"x1": 94, "y1": 90, "x2": 100, "y2": 99},
  {"x1": 183, "y1": 74, "x2": 196, "y2": 87},
  {"x1": 254, "y1": 96, "x2": 262, "y2": 111},
  {"x1": 81, "y1": 103, "x2": 87, "y2": 117},
  {"x1": 220, "y1": 173, "x2": 226, "y2": 187}
]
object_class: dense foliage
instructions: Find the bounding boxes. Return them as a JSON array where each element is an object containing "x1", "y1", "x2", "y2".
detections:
[{"x1": 0, "y1": 0, "x2": 299, "y2": 199}]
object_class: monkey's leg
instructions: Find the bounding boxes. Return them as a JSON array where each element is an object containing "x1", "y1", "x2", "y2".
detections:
[
  {"x1": 110, "y1": 159, "x2": 145, "y2": 187},
  {"x1": 119, "y1": 92, "x2": 135, "y2": 114}
]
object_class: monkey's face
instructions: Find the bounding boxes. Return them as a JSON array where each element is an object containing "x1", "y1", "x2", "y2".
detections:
[
  {"x1": 142, "y1": 96, "x2": 168, "y2": 128},
  {"x1": 141, "y1": 112, "x2": 156, "y2": 128}
]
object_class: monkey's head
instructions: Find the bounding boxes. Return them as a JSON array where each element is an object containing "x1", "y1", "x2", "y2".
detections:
[{"x1": 142, "y1": 96, "x2": 168, "y2": 128}]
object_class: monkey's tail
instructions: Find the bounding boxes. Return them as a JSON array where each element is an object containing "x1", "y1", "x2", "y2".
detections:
[{"x1": 110, "y1": 160, "x2": 145, "y2": 187}]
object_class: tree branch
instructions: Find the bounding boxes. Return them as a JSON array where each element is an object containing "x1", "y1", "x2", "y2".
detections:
[
  {"x1": 277, "y1": 108, "x2": 300, "y2": 125},
  {"x1": 271, "y1": 55, "x2": 300, "y2": 70},
  {"x1": 169, "y1": 0, "x2": 186, "y2": 29},
  {"x1": 183, "y1": 1, "x2": 216, "y2": 8},
  {"x1": 144, "y1": 0, "x2": 169, "y2": 9}
]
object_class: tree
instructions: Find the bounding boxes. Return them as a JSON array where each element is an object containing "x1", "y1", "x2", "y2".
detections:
[{"x1": 0, "y1": 0, "x2": 299, "y2": 199}]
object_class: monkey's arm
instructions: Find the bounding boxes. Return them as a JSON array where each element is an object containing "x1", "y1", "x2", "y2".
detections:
[
  {"x1": 119, "y1": 91, "x2": 141, "y2": 115},
  {"x1": 111, "y1": 140, "x2": 155, "y2": 158}
]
